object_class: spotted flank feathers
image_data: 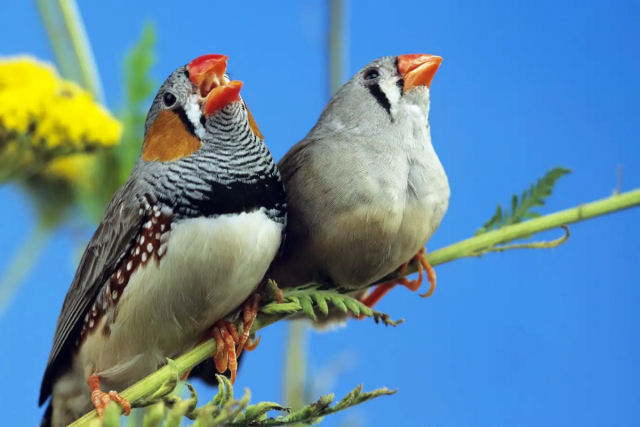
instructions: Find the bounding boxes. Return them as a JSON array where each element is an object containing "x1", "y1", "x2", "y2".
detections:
[{"x1": 76, "y1": 204, "x2": 172, "y2": 345}]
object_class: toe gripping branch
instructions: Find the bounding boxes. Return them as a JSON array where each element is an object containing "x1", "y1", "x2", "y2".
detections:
[
  {"x1": 210, "y1": 293, "x2": 262, "y2": 384},
  {"x1": 87, "y1": 374, "x2": 131, "y2": 419},
  {"x1": 360, "y1": 247, "x2": 436, "y2": 309}
]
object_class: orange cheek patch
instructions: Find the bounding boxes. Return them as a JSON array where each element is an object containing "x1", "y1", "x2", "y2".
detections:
[
  {"x1": 142, "y1": 110, "x2": 202, "y2": 162},
  {"x1": 244, "y1": 103, "x2": 264, "y2": 140}
]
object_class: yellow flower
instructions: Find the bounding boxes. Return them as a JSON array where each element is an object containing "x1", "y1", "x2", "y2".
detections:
[
  {"x1": 0, "y1": 56, "x2": 121, "y2": 181},
  {"x1": 45, "y1": 153, "x2": 95, "y2": 186}
]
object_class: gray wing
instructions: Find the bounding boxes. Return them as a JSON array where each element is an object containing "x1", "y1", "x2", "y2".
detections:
[{"x1": 39, "y1": 178, "x2": 152, "y2": 404}]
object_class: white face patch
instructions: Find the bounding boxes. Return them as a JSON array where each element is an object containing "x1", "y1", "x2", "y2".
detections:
[
  {"x1": 393, "y1": 85, "x2": 430, "y2": 128},
  {"x1": 379, "y1": 77, "x2": 402, "y2": 118},
  {"x1": 184, "y1": 93, "x2": 207, "y2": 140}
]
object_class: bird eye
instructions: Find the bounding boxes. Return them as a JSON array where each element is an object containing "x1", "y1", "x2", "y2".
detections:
[
  {"x1": 163, "y1": 92, "x2": 177, "y2": 108},
  {"x1": 363, "y1": 68, "x2": 380, "y2": 81}
]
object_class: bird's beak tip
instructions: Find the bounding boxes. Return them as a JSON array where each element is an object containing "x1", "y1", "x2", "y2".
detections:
[
  {"x1": 188, "y1": 54, "x2": 242, "y2": 116},
  {"x1": 397, "y1": 54, "x2": 442, "y2": 91},
  {"x1": 204, "y1": 80, "x2": 243, "y2": 116}
]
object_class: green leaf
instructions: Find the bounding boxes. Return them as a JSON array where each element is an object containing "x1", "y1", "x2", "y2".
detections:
[
  {"x1": 343, "y1": 297, "x2": 363, "y2": 316},
  {"x1": 476, "y1": 167, "x2": 571, "y2": 234},
  {"x1": 298, "y1": 294, "x2": 317, "y2": 321},
  {"x1": 142, "y1": 402, "x2": 165, "y2": 427},
  {"x1": 327, "y1": 294, "x2": 348, "y2": 313},
  {"x1": 267, "y1": 286, "x2": 399, "y2": 326},
  {"x1": 313, "y1": 293, "x2": 329, "y2": 316},
  {"x1": 332, "y1": 384, "x2": 362, "y2": 411},
  {"x1": 238, "y1": 401, "x2": 288, "y2": 423},
  {"x1": 124, "y1": 22, "x2": 156, "y2": 108},
  {"x1": 260, "y1": 300, "x2": 303, "y2": 315}
]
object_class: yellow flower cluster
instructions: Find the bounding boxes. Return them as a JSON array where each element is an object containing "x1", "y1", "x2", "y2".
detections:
[
  {"x1": 0, "y1": 56, "x2": 121, "y2": 177},
  {"x1": 45, "y1": 153, "x2": 95, "y2": 184}
]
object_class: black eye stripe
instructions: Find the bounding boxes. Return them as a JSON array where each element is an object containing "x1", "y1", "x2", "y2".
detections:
[
  {"x1": 396, "y1": 78, "x2": 404, "y2": 92},
  {"x1": 367, "y1": 83, "x2": 391, "y2": 116},
  {"x1": 175, "y1": 106, "x2": 196, "y2": 136}
]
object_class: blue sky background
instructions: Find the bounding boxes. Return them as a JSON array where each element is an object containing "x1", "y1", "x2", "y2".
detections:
[{"x1": 1, "y1": 1, "x2": 639, "y2": 425}]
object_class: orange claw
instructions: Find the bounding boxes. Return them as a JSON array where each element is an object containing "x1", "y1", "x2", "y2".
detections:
[
  {"x1": 87, "y1": 374, "x2": 131, "y2": 419},
  {"x1": 208, "y1": 293, "x2": 262, "y2": 384},
  {"x1": 220, "y1": 324, "x2": 238, "y2": 383},
  {"x1": 419, "y1": 250, "x2": 437, "y2": 297},
  {"x1": 237, "y1": 294, "x2": 261, "y2": 355},
  {"x1": 211, "y1": 321, "x2": 240, "y2": 382},
  {"x1": 360, "y1": 247, "x2": 437, "y2": 310},
  {"x1": 212, "y1": 326, "x2": 228, "y2": 373},
  {"x1": 243, "y1": 335, "x2": 261, "y2": 351}
]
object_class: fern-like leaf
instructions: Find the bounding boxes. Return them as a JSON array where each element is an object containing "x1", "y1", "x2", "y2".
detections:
[
  {"x1": 142, "y1": 378, "x2": 394, "y2": 426},
  {"x1": 260, "y1": 286, "x2": 399, "y2": 326},
  {"x1": 476, "y1": 166, "x2": 570, "y2": 235}
]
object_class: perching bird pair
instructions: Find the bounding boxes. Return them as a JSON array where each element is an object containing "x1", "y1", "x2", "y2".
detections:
[{"x1": 39, "y1": 52, "x2": 449, "y2": 426}]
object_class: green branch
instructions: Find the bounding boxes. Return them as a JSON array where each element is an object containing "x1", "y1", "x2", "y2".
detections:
[
  {"x1": 382, "y1": 188, "x2": 640, "y2": 283},
  {"x1": 70, "y1": 187, "x2": 640, "y2": 425}
]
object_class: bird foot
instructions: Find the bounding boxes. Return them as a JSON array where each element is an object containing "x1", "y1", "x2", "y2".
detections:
[
  {"x1": 359, "y1": 247, "x2": 437, "y2": 310},
  {"x1": 416, "y1": 248, "x2": 436, "y2": 298},
  {"x1": 237, "y1": 293, "x2": 261, "y2": 355},
  {"x1": 211, "y1": 320, "x2": 240, "y2": 383},
  {"x1": 88, "y1": 374, "x2": 131, "y2": 419},
  {"x1": 209, "y1": 293, "x2": 262, "y2": 383}
]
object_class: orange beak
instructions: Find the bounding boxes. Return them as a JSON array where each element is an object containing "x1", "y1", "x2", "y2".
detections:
[
  {"x1": 397, "y1": 54, "x2": 442, "y2": 92},
  {"x1": 188, "y1": 54, "x2": 243, "y2": 116}
]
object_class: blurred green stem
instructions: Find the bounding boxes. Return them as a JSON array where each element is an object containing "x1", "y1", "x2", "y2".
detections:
[
  {"x1": 34, "y1": 0, "x2": 75, "y2": 81},
  {"x1": 283, "y1": 321, "x2": 308, "y2": 410},
  {"x1": 0, "y1": 223, "x2": 50, "y2": 316},
  {"x1": 35, "y1": 0, "x2": 104, "y2": 102},
  {"x1": 328, "y1": 0, "x2": 346, "y2": 96},
  {"x1": 57, "y1": 0, "x2": 103, "y2": 101}
]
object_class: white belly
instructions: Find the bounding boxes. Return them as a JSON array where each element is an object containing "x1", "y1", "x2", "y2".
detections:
[{"x1": 52, "y1": 209, "x2": 282, "y2": 423}]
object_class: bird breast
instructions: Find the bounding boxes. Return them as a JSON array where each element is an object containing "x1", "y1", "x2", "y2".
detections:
[
  {"x1": 312, "y1": 129, "x2": 449, "y2": 288},
  {"x1": 78, "y1": 208, "x2": 283, "y2": 390}
]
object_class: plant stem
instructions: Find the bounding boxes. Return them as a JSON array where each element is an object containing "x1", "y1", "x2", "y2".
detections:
[
  {"x1": 328, "y1": 0, "x2": 346, "y2": 96},
  {"x1": 425, "y1": 188, "x2": 640, "y2": 268},
  {"x1": 34, "y1": 0, "x2": 104, "y2": 102},
  {"x1": 69, "y1": 187, "x2": 640, "y2": 425},
  {"x1": 57, "y1": 0, "x2": 104, "y2": 102},
  {"x1": 34, "y1": 0, "x2": 77, "y2": 82},
  {"x1": 283, "y1": 321, "x2": 308, "y2": 410},
  {"x1": 0, "y1": 223, "x2": 50, "y2": 316}
]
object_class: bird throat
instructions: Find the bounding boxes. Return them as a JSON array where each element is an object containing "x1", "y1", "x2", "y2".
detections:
[{"x1": 142, "y1": 110, "x2": 202, "y2": 162}]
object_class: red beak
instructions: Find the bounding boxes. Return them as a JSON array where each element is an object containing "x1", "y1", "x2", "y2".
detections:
[
  {"x1": 397, "y1": 54, "x2": 442, "y2": 92},
  {"x1": 188, "y1": 54, "x2": 243, "y2": 116}
]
